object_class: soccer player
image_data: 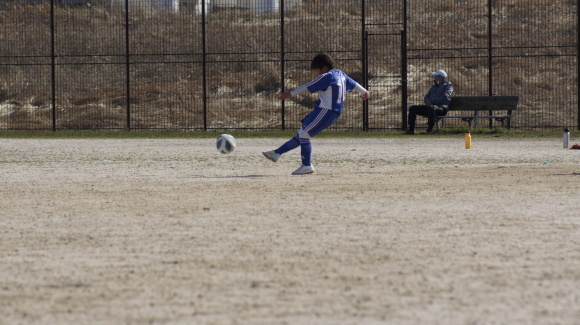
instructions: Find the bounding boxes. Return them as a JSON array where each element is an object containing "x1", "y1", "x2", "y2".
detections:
[{"x1": 262, "y1": 53, "x2": 370, "y2": 175}]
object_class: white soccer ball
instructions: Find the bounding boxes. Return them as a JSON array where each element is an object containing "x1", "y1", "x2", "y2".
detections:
[{"x1": 216, "y1": 134, "x2": 236, "y2": 154}]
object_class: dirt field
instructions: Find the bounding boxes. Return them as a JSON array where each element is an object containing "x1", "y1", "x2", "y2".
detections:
[{"x1": 1, "y1": 137, "x2": 579, "y2": 325}]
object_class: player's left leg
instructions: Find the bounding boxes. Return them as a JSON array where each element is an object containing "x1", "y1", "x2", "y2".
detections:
[
  {"x1": 275, "y1": 135, "x2": 300, "y2": 155},
  {"x1": 263, "y1": 134, "x2": 298, "y2": 162}
]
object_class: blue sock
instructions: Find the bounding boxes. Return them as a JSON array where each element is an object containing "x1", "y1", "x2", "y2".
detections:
[
  {"x1": 300, "y1": 140, "x2": 312, "y2": 166},
  {"x1": 275, "y1": 135, "x2": 300, "y2": 154}
]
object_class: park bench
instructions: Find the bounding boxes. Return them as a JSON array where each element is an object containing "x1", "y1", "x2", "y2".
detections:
[{"x1": 435, "y1": 96, "x2": 519, "y2": 129}]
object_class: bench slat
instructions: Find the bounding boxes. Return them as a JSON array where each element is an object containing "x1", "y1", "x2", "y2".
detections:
[
  {"x1": 448, "y1": 97, "x2": 517, "y2": 111},
  {"x1": 449, "y1": 107, "x2": 516, "y2": 111},
  {"x1": 450, "y1": 100, "x2": 518, "y2": 105},
  {"x1": 439, "y1": 116, "x2": 512, "y2": 119},
  {"x1": 449, "y1": 97, "x2": 518, "y2": 107},
  {"x1": 449, "y1": 103, "x2": 517, "y2": 107},
  {"x1": 450, "y1": 96, "x2": 518, "y2": 102}
]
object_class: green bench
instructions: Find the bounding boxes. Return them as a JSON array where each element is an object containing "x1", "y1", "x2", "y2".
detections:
[{"x1": 435, "y1": 96, "x2": 519, "y2": 129}]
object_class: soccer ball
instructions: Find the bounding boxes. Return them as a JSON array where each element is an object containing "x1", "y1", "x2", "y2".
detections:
[{"x1": 216, "y1": 134, "x2": 236, "y2": 154}]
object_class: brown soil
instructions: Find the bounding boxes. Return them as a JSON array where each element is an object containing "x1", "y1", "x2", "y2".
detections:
[{"x1": 1, "y1": 137, "x2": 579, "y2": 324}]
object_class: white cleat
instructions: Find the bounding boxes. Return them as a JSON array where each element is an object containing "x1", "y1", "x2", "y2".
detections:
[
  {"x1": 262, "y1": 150, "x2": 281, "y2": 162},
  {"x1": 292, "y1": 164, "x2": 315, "y2": 175}
]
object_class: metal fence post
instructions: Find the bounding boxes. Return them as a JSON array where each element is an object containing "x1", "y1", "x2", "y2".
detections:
[
  {"x1": 280, "y1": 0, "x2": 285, "y2": 130},
  {"x1": 401, "y1": 29, "x2": 407, "y2": 131},
  {"x1": 125, "y1": 0, "x2": 131, "y2": 130},
  {"x1": 362, "y1": 0, "x2": 368, "y2": 131},
  {"x1": 50, "y1": 0, "x2": 56, "y2": 131},
  {"x1": 487, "y1": 0, "x2": 493, "y2": 128},
  {"x1": 401, "y1": 0, "x2": 408, "y2": 131},
  {"x1": 363, "y1": 31, "x2": 369, "y2": 131},
  {"x1": 202, "y1": 0, "x2": 207, "y2": 131}
]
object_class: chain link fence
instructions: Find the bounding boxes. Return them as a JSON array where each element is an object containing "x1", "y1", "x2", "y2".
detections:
[{"x1": 1, "y1": 0, "x2": 578, "y2": 131}]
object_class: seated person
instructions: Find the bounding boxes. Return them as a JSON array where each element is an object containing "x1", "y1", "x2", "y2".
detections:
[{"x1": 404, "y1": 70, "x2": 453, "y2": 135}]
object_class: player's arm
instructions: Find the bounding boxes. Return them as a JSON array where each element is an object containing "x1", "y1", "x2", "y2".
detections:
[
  {"x1": 353, "y1": 83, "x2": 370, "y2": 100},
  {"x1": 279, "y1": 74, "x2": 328, "y2": 100},
  {"x1": 278, "y1": 84, "x2": 309, "y2": 100},
  {"x1": 361, "y1": 90, "x2": 370, "y2": 100},
  {"x1": 346, "y1": 77, "x2": 370, "y2": 100}
]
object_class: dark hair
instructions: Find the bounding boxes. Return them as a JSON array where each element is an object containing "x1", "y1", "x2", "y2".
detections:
[{"x1": 310, "y1": 53, "x2": 335, "y2": 70}]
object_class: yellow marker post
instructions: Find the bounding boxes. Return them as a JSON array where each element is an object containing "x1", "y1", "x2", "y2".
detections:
[{"x1": 465, "y1": 131, "x2": 472, "y2": 149}]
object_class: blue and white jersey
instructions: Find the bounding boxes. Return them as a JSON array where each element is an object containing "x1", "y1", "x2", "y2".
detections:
[{"x1": 290, "y1": 69, "x2": 366, "y2": 114}]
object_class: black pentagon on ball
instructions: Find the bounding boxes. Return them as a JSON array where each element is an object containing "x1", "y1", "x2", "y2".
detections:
[{"x1": 224, "y1": 140, "x2": 233, "y2": 151}]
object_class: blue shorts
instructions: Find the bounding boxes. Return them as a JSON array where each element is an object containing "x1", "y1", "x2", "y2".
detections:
[{"x1": 299, "y1": 107, "x2": 340, "y2": 138}]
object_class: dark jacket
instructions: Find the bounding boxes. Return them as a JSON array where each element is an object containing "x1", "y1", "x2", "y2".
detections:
[{"x1": 424, "y1": 81, "x2": 453, "y2": 109}]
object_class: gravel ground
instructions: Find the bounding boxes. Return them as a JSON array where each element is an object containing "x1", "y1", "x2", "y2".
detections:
[{"x1": 1, "y1": 137, "x2": 579, "y2": 325}]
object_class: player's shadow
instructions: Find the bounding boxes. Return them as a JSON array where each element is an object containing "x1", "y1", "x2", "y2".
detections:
[
  {"x1": 184, "y1": 175, "x2": 273, "y2": 179},
  {"x1": 550, "y1": 172, "x2": 580, "y2": 176}
]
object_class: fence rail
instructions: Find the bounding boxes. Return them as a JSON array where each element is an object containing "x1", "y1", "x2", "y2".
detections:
[{"x1": 0, "y1": 0, "x2": 578, "y2": 131}]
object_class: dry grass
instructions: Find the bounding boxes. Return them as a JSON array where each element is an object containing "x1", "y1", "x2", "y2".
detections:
[{"x1": 0, "y1": 0, "x2": 578, "y2": 130}]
